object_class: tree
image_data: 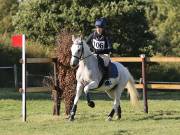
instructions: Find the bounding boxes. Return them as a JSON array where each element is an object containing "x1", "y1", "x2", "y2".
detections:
[
  {"x1": 146, "y1": 0, "x2": 180, "y2": 56},
  {"x1": 0, "y1": 0, "x2": 18, "y2": 33},
  {"x1": 13, "y1": 0, "x2": 155, "y2": 56}
]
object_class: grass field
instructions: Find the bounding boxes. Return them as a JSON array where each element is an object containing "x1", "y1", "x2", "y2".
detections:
[{"x1": 0, "y1": 88, "x2": 180, "y2": 135}]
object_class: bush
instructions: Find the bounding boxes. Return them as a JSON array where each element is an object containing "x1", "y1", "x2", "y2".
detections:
[{"x1": 148, "y1": 63, "x2": 180, "y2": 82}]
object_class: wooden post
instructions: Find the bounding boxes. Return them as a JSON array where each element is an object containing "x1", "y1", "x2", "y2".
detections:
[
  {"x1": 52, "y1": 58, "x2": 61, "y2": 115},
  {"x1": 140, "y1": 54, "x2": 148, "y2": 113},
  {"x1": 53, "y1": 61, "x2": 57, "y2": 87},
  {"x1": 26, "y1": 71, "x2": 29, "y2": 88},
  {"x1": 14, "y1": 64, "x2": 18, "y2": 88}
]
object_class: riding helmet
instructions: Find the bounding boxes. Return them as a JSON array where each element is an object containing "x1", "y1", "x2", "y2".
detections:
[{"x1": 95, "y1": 18, "x2": 107, "y2": 28}]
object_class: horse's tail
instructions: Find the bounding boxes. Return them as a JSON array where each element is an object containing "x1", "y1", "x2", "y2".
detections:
[{"x1": 126, "y1": 70, "x2": 140, "y2": 109}]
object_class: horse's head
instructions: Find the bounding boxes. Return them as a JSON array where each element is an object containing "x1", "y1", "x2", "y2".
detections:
[{"x1": 70, "y1": 35, "x2": 84, "y2": 67}]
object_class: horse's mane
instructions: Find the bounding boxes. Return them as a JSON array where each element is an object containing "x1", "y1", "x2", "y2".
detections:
[
  {"x1": 82, "y1": 40, "x2": 92, "y2": 55},
  {"x1": 83, "y1": 40, "x2": 90, "y2": 49}
]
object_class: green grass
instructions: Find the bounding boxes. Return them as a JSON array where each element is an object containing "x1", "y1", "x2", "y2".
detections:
[{"x1": 0, "y1": 88, "x2": 180, "y2": 135}]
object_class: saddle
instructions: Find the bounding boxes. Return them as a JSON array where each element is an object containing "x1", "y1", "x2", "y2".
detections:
[{"x1": 96, "y1": 55, "x2": 118, "y2": 87}]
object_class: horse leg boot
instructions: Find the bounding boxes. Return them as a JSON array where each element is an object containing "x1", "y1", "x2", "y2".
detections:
[
  {"x1": 84, "y1": 81, "x2": 98, "y2": 108},
  {"x1": 107, "y1": 108, "x2": 115, "y2": 121},
  {"x1": 86, "y1": 93, "x2": 95, "y2": 108},
  {"x1": 113, "y1": 89, "x2": 121, "y2": 120},
  {"x1": 116, "y1": 105, "x2": 122, "y2": 119},
  {"x1": 69, "y1": 104, "x2": 77, "y2": 121}
]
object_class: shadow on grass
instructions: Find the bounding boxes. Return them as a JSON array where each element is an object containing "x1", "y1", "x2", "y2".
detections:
[
  {"x1": 0, "y1": 88, "x2": 180, "y2": 101},
  {"x1": 113, "y1": 130, "x2": 130, "y2": 135},
  {"x1": 135, "y1": 110, "x2": 180, "y2": 121}
]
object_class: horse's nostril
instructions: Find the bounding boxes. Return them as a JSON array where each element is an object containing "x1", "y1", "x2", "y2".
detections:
[{"x1": 70, "y1": 63, "x2": 76, "y2": 68}]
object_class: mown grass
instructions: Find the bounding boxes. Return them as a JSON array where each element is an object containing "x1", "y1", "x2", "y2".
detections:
[{"x1": 0, "y1": 88, "x2": 180, "y2": 135}]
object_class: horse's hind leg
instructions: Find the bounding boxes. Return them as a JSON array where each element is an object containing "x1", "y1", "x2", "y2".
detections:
[
  {"x1": 107, "y1": 107, "x2": 115, "y2": 121},
  {"x1": 117, "y1": 105, "x2": 121, "y2": 119},
  {"x1": 114, "y1": 92, "x2": 121, "y2": 120},
  {"x1": 114, "y1": 85, "x2": 124, "y2": 120},
  {"x1": 107, "y1": 85, "x2": 123, "y2": 121}
]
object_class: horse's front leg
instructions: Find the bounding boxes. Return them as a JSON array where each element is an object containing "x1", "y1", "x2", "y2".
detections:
[
  {"x1": 69, "y1": 82, "x2": 83, "y2": 121},
  {"x1": 84, "y1": 81, "x2": 98, "y2": 108}
]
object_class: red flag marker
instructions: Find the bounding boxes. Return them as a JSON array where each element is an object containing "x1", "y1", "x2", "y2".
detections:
[{"x1": 11, "y1": 35, "x2": 23, "y2": 47}]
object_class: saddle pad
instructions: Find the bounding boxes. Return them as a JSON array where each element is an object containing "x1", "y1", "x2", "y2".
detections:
[
  {"x1": 108, "y1": 62, "x2": 118, "y2": 78},
  {"x1": 98, "y1": 62, "x2": 118, "y2": 87}
]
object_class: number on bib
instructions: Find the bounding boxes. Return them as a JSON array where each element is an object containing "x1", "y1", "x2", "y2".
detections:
[{"x1": 93, "y1": 39, "x2": 105, "y2": 49}]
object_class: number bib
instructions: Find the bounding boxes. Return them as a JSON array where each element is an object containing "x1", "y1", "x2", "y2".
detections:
[{"x1": 93, "y1": 39, "x2": 105, "y2": 49}]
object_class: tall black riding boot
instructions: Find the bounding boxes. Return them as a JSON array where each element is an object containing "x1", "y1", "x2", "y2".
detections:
[
  {"x1": 103, "y1": 66, "x2": 109, "y2": 79},
  {"x1": 104, "y1": 66, "x2": 111, "y2": 86}
]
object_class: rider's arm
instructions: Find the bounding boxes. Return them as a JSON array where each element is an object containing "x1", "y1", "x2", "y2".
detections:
[
  {"x1": 85, "y1": 33, "x2": 94, "y2": 51},
  {"x1": 104, "y1": 36, "x2": 113, "y2": 54},
  {"x1": 107, "y1": 37, "x2": 113, "y2": 49}
]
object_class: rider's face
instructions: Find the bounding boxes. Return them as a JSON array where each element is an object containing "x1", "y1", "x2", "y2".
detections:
[{"x1": 96, "y1": 27, "x2": 103, "y2": 34}]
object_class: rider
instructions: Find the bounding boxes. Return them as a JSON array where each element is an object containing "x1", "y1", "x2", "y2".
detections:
[{"x1": 86, "y1": 18, "x2": 113, "y2": 86}]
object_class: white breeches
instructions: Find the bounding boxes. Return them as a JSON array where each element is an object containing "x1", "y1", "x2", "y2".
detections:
[{"x1": 99, "y1": 54, "x2": 110, "y2": 66}]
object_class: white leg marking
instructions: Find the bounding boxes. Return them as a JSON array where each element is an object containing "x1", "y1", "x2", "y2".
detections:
[{"x1": 73, "y1": 82, "x2": 83, "y2": 105}]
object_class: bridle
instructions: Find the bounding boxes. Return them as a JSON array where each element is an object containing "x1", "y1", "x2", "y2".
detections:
[{"x1": 72, "y1": 42, "x2": 94, "y2": 60}]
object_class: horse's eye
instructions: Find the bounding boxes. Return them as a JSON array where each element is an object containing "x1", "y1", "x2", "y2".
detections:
[
  {"x1": 79, "y1": 42, "x2": 83, "y2": 45},
  {"x1": 78, "y1": 49, "x2": 81, "y2": 52}
]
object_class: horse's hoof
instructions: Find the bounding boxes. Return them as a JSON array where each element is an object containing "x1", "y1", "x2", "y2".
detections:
[
  {"x1": 88, "y1": 101, "x2": 95, "y2": 108},
  {"x1": 65, "y1": 115, "x2": 70, "y2": 119},
  {"x1": 69, "y1": 116, "x2": 75, "y2": 121},
  {"x1": 115, "y1": 116, "x2": 121, "y2": 120},
  {"x1": 106, "y1": 116, "x2": 112, "y2": 121}
]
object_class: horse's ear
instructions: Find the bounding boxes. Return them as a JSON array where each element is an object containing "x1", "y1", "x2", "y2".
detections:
[
  {"x1": 79, "y1": 34, "x2": 84, "y2": 42},
  {"x1": 79, "y1": 35, "x2": 83, "y2": 41},
  {"x1": 72, "y1": 35, "x2": 75, "y2": 42},
  {"x1": 79, "y1": 37, "x2": 81, "y2": 41}
]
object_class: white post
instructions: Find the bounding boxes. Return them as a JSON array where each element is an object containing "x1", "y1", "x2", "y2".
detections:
[{"x1": 22, "y1": 34, "x2": 26, "y2": 122}]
